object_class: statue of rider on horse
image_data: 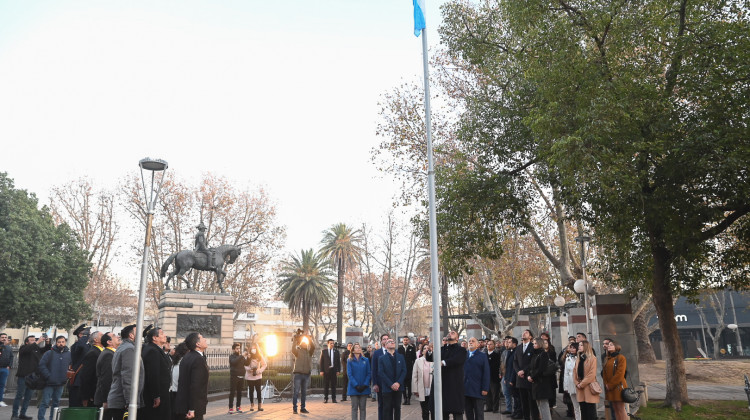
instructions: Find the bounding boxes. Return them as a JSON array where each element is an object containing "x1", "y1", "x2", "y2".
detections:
[{"x1": 160, "y1": 221, "x2": 242, "y2": 293}]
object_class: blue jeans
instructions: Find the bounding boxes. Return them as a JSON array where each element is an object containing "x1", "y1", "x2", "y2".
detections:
[
  {"x1": 0, "y1": 367, "x2": 9, "y2": 400},
  {"x1": 38, "y1": 385, "x2": 65, "y2": 420},
  {"x1": 13, "y1": 376, "x2": 34, "y2": 417},
  {"x1": 502, "y1": 378, "x2": 515, "y2": 413},
  {"x1": 292, "y1": 373, "x2": 309, "y2": 410}
]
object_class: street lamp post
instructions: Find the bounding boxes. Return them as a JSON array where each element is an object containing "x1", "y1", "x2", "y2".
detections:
[
  {"x1": 129, "y1": 158, "x2": 168, "y2": 420},
  {"x1": 574, "y1": 235, "x2": 592, "y2": 338}
]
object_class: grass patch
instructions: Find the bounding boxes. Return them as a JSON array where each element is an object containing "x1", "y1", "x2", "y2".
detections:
[{"x1": 635, "y1": 400, "x2": 749, "y2": 420}]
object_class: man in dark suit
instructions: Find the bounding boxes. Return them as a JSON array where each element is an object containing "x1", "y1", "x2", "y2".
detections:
[
  {"x1": 94, "y1": 332, "x2": 119, "y2": 409},
  {"x1": 513, "y1": 330, "x2": 539, "y2": 420},
  {"x1": 68, "y1": 324, "x2": 90, "y2": 407},
  {"x1": 371, "y1": 333, "x2": 390, "y2": 420},
  {"x1": 319, "y1": 339, "x2": 341, "y2": 403},
  {"x1": 140, "y1": 326, "x2": 172, "y2": 420},
  {"x1": 397, "y1": 336, "x2": 417, "y2": 405},
  {"x1": 78, "y1": 331, "x2": 103, "y2": 407},
  {"x1": 377, "y1": 338, "x2": 406, "y2": 420},
  {"x1": 175, "y1": 333, "x2": 209, "y2": 420}
]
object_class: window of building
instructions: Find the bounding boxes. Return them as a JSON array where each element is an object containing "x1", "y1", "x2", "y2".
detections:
[{"x1": 274, "y1": 308, "x2": 281, "y2": 315}]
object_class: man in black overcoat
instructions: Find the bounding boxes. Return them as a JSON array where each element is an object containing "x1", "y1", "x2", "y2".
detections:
[
  {"x1": 398, "y1": 336, "x2": 417, "y2": 405},
  {"x1": 78, "y1": 331, "x2": 103, "y2": 407},
  {"x1": 175, "y1": 333, "x2": 209, "y2": 420},
  {"x1": 68, "y1": 324, "x2": 90, "y2": 407},
  {"x1": 513, "y1": 330, "x2": 539, "y2": 420},
  {"x1": 140, "y1": 326, "x2": 172, "y2": 420},
  {"x1": 486, "y1": 339, "x2": 502, "y2": 413},
  {"x1": 434, "y1": 330, "x2": 467, "y2": 419},
  {"x1": 319, "y1": 339, "x2": 341, "y2": 403}
]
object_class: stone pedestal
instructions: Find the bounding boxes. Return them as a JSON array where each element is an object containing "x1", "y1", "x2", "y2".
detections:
[
  {"x1": 345, "y1": 327, "x2": 364, "y2": 346},
  {"x1": 512, "y1": 315, "x2": 531, "y2": 339},
  {"x1": 158, "y1": 291, "x2": 235, "y2": 350}
]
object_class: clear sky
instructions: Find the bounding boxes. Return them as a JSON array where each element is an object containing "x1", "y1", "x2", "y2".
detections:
[{"x1": 0, "y1": 0, "x2": 448, "y2": 259}]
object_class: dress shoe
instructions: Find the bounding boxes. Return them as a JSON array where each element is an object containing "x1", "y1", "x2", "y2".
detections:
[
  {"x1": 501, "y1": 411, "x2": 512, "y2": 414},
  {"x1": 332, "y1": 399, "x2": 338, "y2": 403},
  {"x1": 293, "y1": 409, "x2": 298, "y2": 414},
  {"x1": 301, "y1": 408, "x2": 310, "y2": 413},
  {"x1": 324, "y1": 398, "x2": 328, "y2": 403}
]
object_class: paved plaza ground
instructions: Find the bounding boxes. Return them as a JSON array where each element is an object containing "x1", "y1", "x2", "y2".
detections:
[{"x1": 7, "y1": 385, "x2": 748, "y2": 420}]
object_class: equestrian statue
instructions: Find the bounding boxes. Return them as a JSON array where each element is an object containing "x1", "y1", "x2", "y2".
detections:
[{"x1": 160, "y1": 222, "x2": 242, "y2": 293}]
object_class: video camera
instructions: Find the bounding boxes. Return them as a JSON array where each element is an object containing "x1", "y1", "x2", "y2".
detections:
[{"x1": 292, "y1": 328, "x2": 311, "y2": 347}]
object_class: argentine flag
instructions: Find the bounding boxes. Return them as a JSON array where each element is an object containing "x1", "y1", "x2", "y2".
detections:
[{"x1": 414, "y1": 0, "x2": 426, "y2": 36}]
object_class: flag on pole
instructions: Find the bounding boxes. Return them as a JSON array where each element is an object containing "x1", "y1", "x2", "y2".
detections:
[{"x1": 413, "y1": 0, "x2": 426, "y2": 37}]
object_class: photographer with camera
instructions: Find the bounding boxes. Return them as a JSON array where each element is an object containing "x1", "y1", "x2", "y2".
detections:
[{"x1": 291, "y1": 329, "x2": 315, "y2": 414}]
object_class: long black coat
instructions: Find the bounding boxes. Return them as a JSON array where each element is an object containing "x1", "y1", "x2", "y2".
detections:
[
  {"x1": 438, "y1": 343, "x2": 467, "y2": 413},
  {"x1": 529, "y1": 349, "x2": 555, "y2": 401},
  {"x1": 94, "y1": 348, "x2": 115, "y2": 406},
  {"x1": 141, "y1": 342, "x2": 172, "y2": 420},
  {"x1": 175, "y1": 350, "x2": 209, "y2": 416},
  {"x1": 398, "y1": 344, "x2": 417, "y2": 373},
  {"x1": 513, "y1": 341, "x2": 535, "y2": 390},
  {"x1": 78, "y1": 346, "x2": 102, "y2": 403}
]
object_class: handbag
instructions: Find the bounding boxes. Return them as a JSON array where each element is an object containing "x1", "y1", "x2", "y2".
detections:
[
  {"x1": 589, "y1": 381, "x2": 602, "y2": 395},
  {"x1": 614, "y1": 358, "x2": 638, "y2": 403},
  {"x1": 67, "y1": 364, "x2": 82, "y2": 384}
]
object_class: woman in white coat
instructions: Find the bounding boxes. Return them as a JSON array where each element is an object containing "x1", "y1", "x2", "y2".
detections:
[
  {"x1": 411, "y1": 343, "x2": 434, "y2": 420},
  {"x1": 562, "y1": 342, "x2": 581, "y2": 420}
]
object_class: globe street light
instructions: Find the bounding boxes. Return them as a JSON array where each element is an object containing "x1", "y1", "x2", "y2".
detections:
[
  {"x1": 575, "y1": 234, "x2": 592, "y2": 338},
  {"x1": 129, "y1": 158, "x2": 168, "y2": 420}
]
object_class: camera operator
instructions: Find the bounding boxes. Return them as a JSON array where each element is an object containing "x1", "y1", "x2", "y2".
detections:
[{"x1": 291, "y1": 331, "x2": 315, "y2": 415}]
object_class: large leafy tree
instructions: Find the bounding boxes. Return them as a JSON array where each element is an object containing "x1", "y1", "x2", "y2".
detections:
[
  {"x1": 438, "y1": 0, "x2": 750, "y2": 409},
  {"x1": 320, "y1": 223, "x2": 363, "y2": 344},
  {"x1": 277, "y1": 248, "x2": 336, "y2": 333},
  {"x1": 0, "y1": 173, "x2": 91, "y2": 329}
]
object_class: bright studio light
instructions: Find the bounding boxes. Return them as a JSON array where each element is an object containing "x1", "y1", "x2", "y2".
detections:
[
  {"x1": 265, "y1": 334, "x2": 279, "y2": 357},
  {"x1": 300, "y1": 336, "x2": 310, "y2": 346}
]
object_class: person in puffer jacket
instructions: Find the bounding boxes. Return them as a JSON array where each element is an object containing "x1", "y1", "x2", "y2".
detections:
[{"x1": 37, "y1": 336, "x2": 72, "y2": 420}]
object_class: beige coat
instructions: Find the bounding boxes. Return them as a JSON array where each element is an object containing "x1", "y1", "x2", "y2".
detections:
[
  {"x1": 411, "y1": 356, "x2": 434, "y2": 402},
  {"x1": 574, "y1": 355, "x2": 600, "y2": 404}
]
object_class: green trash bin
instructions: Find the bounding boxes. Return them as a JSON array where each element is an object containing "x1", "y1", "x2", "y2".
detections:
[{"x1": 59, "y1": 407, "x2": 100, "y2": 420}]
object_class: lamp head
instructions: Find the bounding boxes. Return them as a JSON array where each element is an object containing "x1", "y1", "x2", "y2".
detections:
[{"x1": 139, "y1": 158, "x2": 168, "y2": 172}]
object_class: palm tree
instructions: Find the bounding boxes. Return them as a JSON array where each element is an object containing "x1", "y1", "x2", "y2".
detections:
[
  {"x1": 277, "y1": 248, "x2": 335, "y2": 333},
  {"x1": 320, "y1": 223, "x2": 363, "y2": 344}
]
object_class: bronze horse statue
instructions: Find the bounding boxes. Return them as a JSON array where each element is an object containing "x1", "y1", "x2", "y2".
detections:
[{"x1": 160, "y1": 244, "x2": 241, "y2": 293}]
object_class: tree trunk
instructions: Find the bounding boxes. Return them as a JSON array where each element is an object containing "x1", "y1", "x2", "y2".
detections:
[
  {"x1": 633, "y1": 310, "x2": 657, "y2": 363},
  {"x1": 651, "y1": 245, "x2": 689, "y2": 410},
  {"x1": 337, "y1": 260, "x2": 344, "y2": 345}
]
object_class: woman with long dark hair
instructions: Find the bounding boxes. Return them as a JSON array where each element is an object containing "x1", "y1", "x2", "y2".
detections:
[
  {"x1": 603, "y1": 340, "x2": 628, "y2": 420},
  {"x1": 169, "y1": 342, "x2": 189, "y2": 420},
  {"x1": 527, "y1": 338, "x2": 554, "y2": 420},
  {"x1": 244, "y1": 343, "x2": 267, "y2": 412}
]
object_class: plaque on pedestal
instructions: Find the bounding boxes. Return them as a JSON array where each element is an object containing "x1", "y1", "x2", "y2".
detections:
[{"x1": 158, "y1": 290, "x2": 235, "y2": 350}]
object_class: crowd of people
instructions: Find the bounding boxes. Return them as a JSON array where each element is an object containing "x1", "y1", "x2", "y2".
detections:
[
  {"x1": 2, "y1": 325, "x2": 212, "y2": 420},
  {"x1": 1, "y1": 325, "x2": 631, "y2": 420},
  {"x1": 286, "y1": 329, "x2": 631, "y2": 420}
]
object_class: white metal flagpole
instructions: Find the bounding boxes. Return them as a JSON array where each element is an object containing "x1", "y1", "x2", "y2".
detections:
[{"x1": 420, "y1": 18, "x2": 444, "y2": 420}]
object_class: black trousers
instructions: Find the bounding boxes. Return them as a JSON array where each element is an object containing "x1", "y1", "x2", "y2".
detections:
[
  {"x1": 68, "y1": 385, "x2": 82, "y2": 407},
  {"x1": 229, "y1": 376, "x2": 244, "y2": 408},
  {"x1": 465, "y1": 396, "x2": 485, "y2": 420},
  {"x1": 342, "y1": 370, "x2": 349, "y2": 400},
  {"x1": 103, "y1": 408, "x2": 126, "y2": 420},
  {"x1": 579, "y1": 401, "x2": 597, "y2": 420},
  {"x1": 486, "y1": 381, "x2": 501, "y2": 412},
  {"x1": 247, "y1": 379, "x2": 262, "y2": 405},
  {"x1": 419, "y1": 398, "x2": 434, "y2": 420},
  {"x1": 323, "y1": 371, "x2": 337, "y2": 400},
  {"x1": 402, "y1": 369, "x2": 412, "y2": 401},
  {"x1": 382, "y1": 391, "x2": 402, "y2": 420},
  {"x1": 518, "y1": 387, "x2": 539, "y2": 420}
]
